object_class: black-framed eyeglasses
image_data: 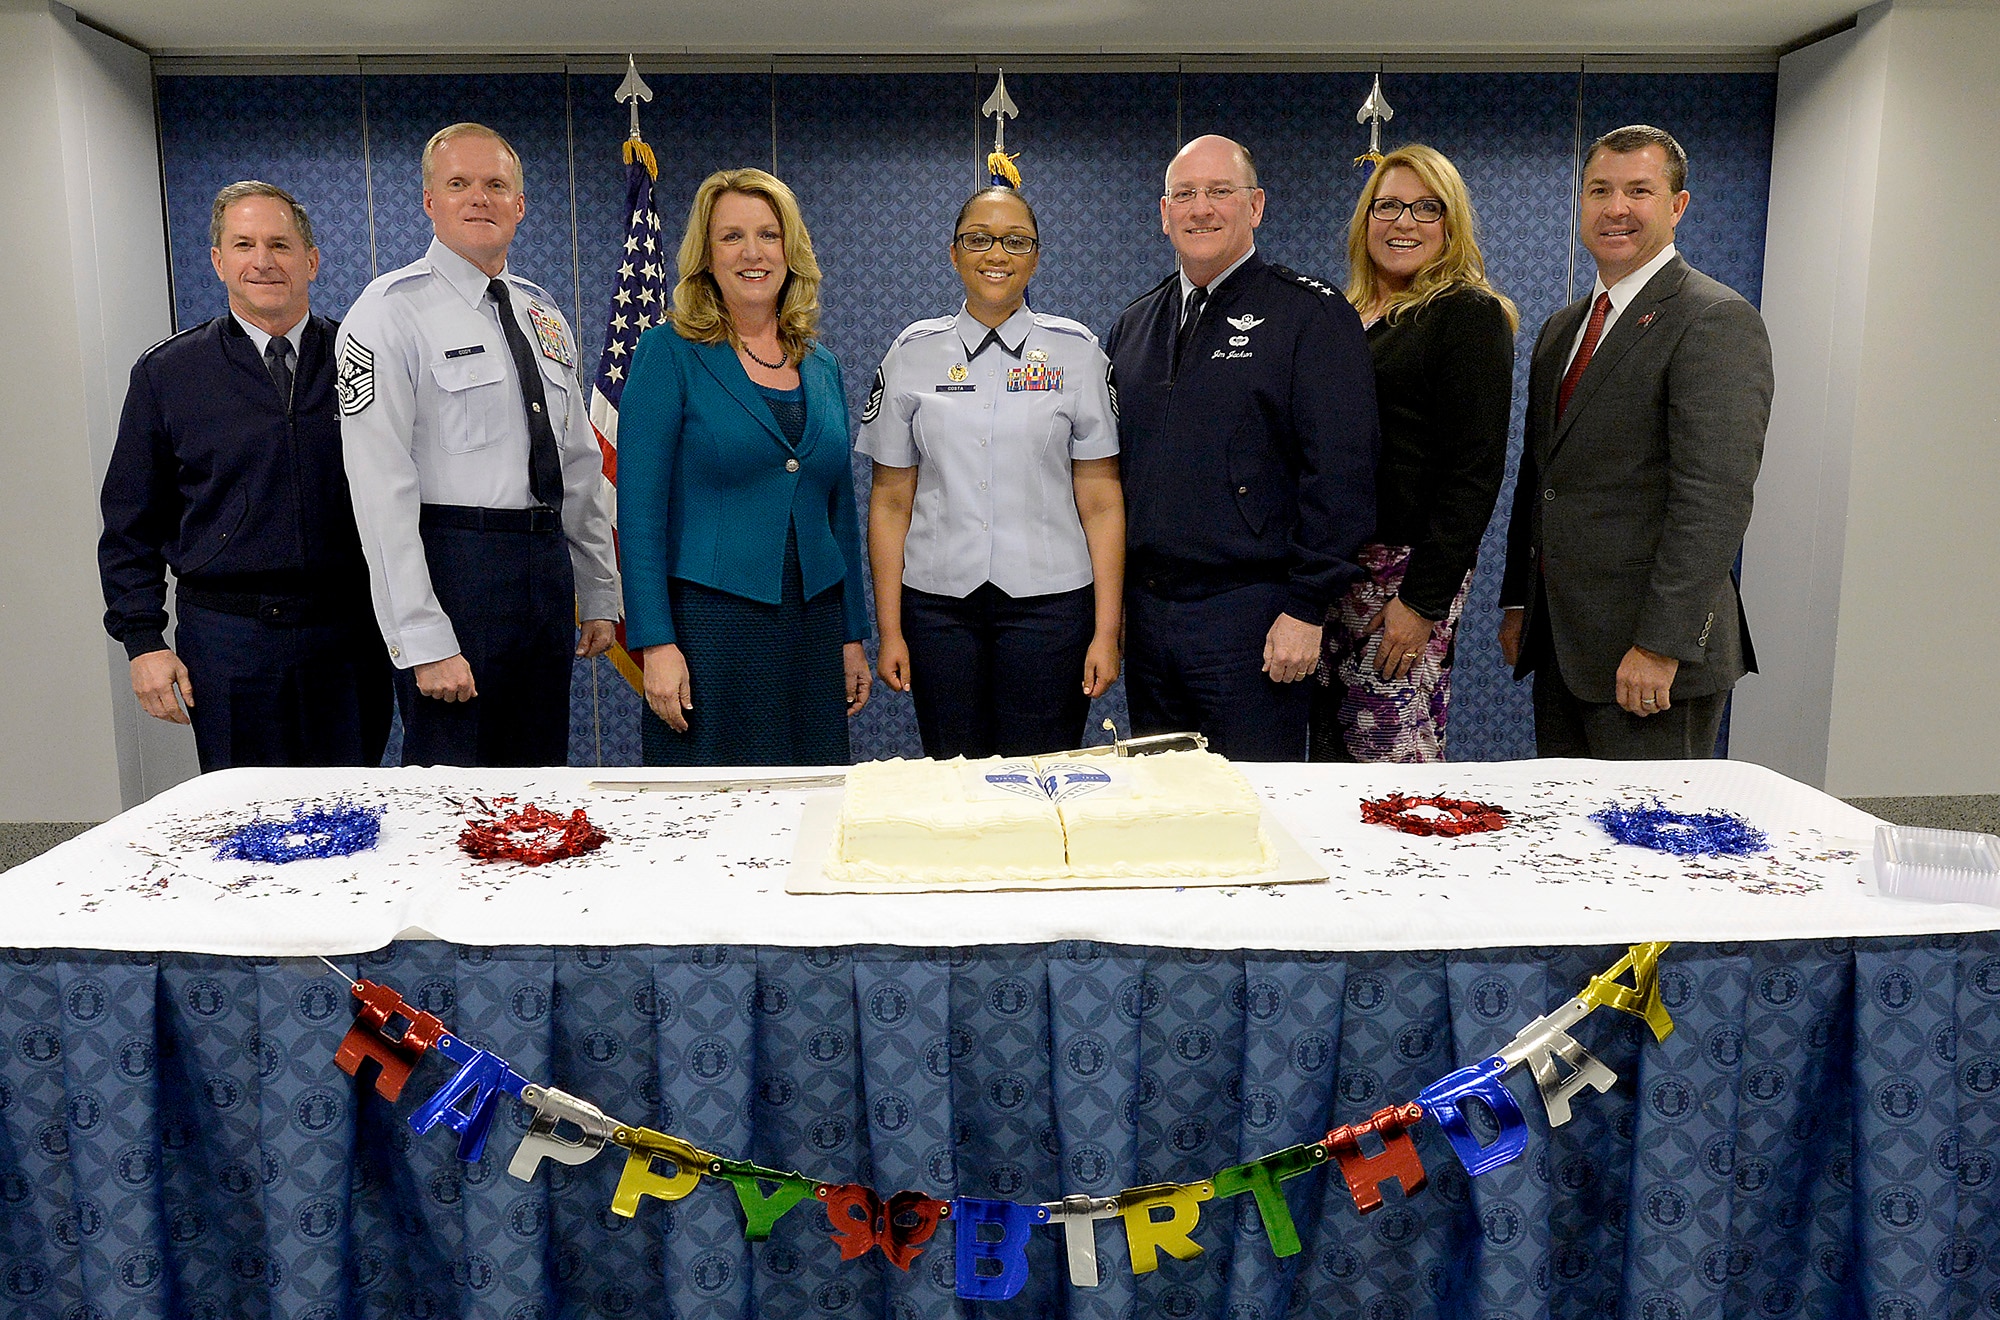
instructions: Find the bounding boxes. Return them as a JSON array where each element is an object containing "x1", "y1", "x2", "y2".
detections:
[
  {"x1": 1165, "y1": 184, "x2": 1255, "y2": 207},
  {"x1": 1369, "y1": 197, "x2": 1447, "y2": 224},
  {"x1": 954, "y1": 232, "x2": 1040, "y2": 255}
]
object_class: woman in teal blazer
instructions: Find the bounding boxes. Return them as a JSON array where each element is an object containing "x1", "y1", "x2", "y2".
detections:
[{"x1": 618, "y1": 168, "x2": 871, "y2": 765}]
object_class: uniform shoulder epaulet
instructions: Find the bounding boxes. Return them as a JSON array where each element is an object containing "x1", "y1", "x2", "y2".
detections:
[
  {"x1": 1119, "y1": 271, "x2": 1180, "y2": 314},
  {"x1": 352, "y1": 260, "x2": 432, "y2": 308},
  {"x1": 506, "y1": 272, "x2": 560, "y2": 307},
  {"x1": 891, "y1": 315, "x2": 957, "y2": 350},
  {"x1": 1267, "y1": 265, "x2": 1343, "y2": 299},
  {"x1": 134, "y1": 321, "x2": 210, "y2": 366},
  {"x1": 1028, "y1": 311, "x2": 1101, "y2": 345}
]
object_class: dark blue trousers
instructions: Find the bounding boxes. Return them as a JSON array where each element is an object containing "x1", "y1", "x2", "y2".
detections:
[
  {"x1": 1124, "y1": 580, "x2": 1311, "y2": 761},
  {"x1": 396, "y1": 516, "x2": 574, "y2": 768},
  {"x1": 902, "y1": 582, "x2": 1095, "y2": 759},
  {"x1": 174, "y1": 598, "x2": 392, "y2": 773}
]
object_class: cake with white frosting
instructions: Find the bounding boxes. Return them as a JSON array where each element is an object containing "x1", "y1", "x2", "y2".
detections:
[{"x1": 829, "y1": 750, "x2": 1272, "y2": 882}]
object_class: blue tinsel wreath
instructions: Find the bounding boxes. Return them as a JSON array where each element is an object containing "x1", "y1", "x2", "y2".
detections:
[
  {"x1": 215, "y1": 802, "x2": 384, "y2": 864},
  {"x1": 1589, "y1": 801, "x2": 1768, "y2": 857}
]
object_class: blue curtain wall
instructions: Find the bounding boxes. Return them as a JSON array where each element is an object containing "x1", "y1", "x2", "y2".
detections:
[{"x1": 154, "y1": 67, "x2": 1777, "y2": 768}]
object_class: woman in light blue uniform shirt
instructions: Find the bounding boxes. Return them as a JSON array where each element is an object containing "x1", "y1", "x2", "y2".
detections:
[{"x1": 857, "y1": 187, "x2": 1124, "y2": 758}]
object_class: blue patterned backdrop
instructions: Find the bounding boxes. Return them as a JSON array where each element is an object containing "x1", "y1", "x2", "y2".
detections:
[
  {"x1": 5, "y1": 935, "x2": 1997, "y2": 1318},
  {"x1": 155, "y1": 66, "x2": 1777, "y2": 767}
]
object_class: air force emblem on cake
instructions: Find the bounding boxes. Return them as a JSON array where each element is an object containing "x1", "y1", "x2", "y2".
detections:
[
  {"x1": 977, "y1": 761, "x2": 1048, "y2": 800},
  {"x1": 1006, "y1": 363, "x2": 1063, "y2": 392},
  {"x1": 336, "y1": 339, "x2": 375, "y2": 416},
  {"x1": 525, "y1": 303, "x2": 575, "y2": 366},
  {"x1": 1039, "y1": 764, "x2": 1114, "y2": 802}
]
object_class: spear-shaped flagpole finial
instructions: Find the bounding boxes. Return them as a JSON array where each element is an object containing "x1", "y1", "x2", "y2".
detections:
[
  {"x1": 616, "y1": 55, "x2": 654, "y2": 142},
  {"x1": 1355, "y1": 73, "x2": 1394, "y2": 167},
  {"x1": 616, "y1": 56, "x2": 658, "y2": 177},
  {"x1": 982, "y1": 69, "x2": 1022, "y2": 186}
]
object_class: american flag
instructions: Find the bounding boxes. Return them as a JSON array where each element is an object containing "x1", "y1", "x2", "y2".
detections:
[{"x1": 587, "y1": 152, "x2": 671, "y2": 693}]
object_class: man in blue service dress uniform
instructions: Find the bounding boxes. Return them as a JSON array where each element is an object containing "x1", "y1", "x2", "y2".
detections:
[
  {"x1": 98, "y1": 182, "x2": 392, "y2": 772},
  {"x1": 337, "y1": 123, "x2": 620, "y2": 767},
  {"x1": 1107, "y1": 135, "x2": 1379, "y2": 760}
]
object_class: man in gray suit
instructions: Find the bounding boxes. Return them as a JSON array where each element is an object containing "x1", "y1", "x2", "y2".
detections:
[{"x1": 1498, "y1": 124, "x2": 1773, "y2": 759}]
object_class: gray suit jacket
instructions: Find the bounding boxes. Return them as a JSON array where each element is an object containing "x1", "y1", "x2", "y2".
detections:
[{"x1": 1499, "y1": 255, "x2": 1773, "y2": 704}]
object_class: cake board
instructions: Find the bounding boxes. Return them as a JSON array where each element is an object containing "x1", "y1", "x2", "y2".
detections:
[{"x1": 788, "y1": 791, "x2": 1329, "y2": 895}]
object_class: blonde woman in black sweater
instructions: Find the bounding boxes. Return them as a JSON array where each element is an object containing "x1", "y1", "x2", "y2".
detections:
[{"x1": 1311, "y1": 144, "x2": 1518, "y2": 762}]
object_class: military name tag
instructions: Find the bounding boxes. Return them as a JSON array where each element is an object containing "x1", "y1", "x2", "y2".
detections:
[
  {"x1": 935, "y1": 384, "x2": 977, "y2": 393},
  {"x1": 525, "y1": 303, "x2": 574, "y2": 367}
]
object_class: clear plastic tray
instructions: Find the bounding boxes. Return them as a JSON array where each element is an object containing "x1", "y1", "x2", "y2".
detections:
[{"x1": 1873, "y1": 825, "x2": 2000, "y2": 907}]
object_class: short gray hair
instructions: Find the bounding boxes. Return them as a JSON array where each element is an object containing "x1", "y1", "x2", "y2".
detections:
[
  {"x1": 209, "y1": 181, "x2": 315, "y2": 250},
  {"x1": 1585, "y1": 124, "x2": 1688, "y2": 194}
]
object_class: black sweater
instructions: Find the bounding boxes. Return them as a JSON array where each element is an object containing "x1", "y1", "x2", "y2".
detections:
[{"x1": 1365, "y1": 286, "x2": 1515, "y2": 619}]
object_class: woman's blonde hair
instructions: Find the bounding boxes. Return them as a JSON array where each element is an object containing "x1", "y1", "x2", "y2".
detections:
[
  {"x1": 670, "y1": 168, "x2": 821, "y2": 360},
  {"x1": 1345, "y1": 144, "x2": 1518, "y2": 334}
]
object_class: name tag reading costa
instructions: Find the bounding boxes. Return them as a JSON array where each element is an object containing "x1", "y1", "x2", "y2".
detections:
[{"x1": 935, "y1": 384, "x2": 977, "y2": 393}]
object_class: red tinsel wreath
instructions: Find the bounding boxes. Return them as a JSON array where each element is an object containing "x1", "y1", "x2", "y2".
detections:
[
  {"x1": 1359, "y1": 793, "x2": 1511, "y2": 837},
  {"x1": 457, "y1": 801, "x2": 608, "y2": 864}
]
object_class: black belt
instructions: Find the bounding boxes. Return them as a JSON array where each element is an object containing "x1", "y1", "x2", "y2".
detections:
[
  {"x1": 1131, "y1": 558, "x2": 1290, "y2": 601},
  {"x1": 419, "y1": 503, "x2": 563, "y2": 533},
  {"x1": 177, "y1": 585, "x2": 351, "y2": 626}
]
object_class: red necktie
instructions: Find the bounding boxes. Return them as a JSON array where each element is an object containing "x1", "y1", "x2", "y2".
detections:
[{"x1": 1556, "y1": 292, "x2": 1612, "y2": 420}]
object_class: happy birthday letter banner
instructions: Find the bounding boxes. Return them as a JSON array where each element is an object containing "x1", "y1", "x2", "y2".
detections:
[{"x1": 331, "y1": 942, "x2": 1673, "y2": 1300}]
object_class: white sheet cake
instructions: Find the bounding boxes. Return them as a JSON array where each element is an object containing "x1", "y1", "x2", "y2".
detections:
[{"x1": 829, "y1": 750, "x2": 1273, "y2": 882}]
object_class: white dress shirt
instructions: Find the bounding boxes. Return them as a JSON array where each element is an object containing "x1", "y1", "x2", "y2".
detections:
[
  {"x1": 1178, "y1": 246, "x2": 1257, "y2": 320},
  {"x1": 335, "y1": 238, "x2": 619, "y2": 667},
  {"x1": 231, "y1": 310, "x2": 308, "y2": 359},
  {"x1": 855, "y1": 303, "x2": 1119, "y2": 599},
  {"x1": 1565, "y1": 242, "x2": 1679, "y2": 373}
]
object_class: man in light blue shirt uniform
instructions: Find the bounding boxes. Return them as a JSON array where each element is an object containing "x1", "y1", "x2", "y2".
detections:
[
  {"x1": 857, "y1": 187, "x2": 1123, "y2": 758},
  {"x1": 337, "y1": 122, "x2": 619, "y2": 767}
]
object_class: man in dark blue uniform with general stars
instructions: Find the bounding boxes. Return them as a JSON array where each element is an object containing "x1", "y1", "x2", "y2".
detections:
[
  {"x1": 98, "y1": 182, "x2": 391, "y2": 772},
  {"x1": 1108, "y1": 135, "x2": 1379, "y2": 760}
]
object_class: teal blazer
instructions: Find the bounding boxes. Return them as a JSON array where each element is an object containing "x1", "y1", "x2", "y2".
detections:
[{"x1": 618, "y1": 328, "x2": 870, "y2": 650}]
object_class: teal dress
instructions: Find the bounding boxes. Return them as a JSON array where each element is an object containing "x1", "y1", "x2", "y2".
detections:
[{"x1": 638, "y1": 384, "x2": 849, "y2": 766}]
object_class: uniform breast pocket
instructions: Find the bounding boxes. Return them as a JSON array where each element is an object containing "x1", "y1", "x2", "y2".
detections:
[
  {"x1": 429, "y1": 352, "x2": 507, "y2": 453},
  {"x1": 534, "y1": 353, "x2": 573, "y2": 426}
]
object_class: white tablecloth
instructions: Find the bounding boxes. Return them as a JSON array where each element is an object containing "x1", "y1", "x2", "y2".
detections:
[{"x1": 4, "y1": 759, "x2": 1993, "y2": 956}]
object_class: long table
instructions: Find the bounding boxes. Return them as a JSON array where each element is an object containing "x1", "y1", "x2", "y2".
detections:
[{"x1": 3, "y1": 760, "x2": 1996, "y2": 1320}]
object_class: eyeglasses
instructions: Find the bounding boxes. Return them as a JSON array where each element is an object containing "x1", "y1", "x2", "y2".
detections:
[
  {"x1": 1165, "y1": 184, "x2": 1255, "y2": 207},
  {"x1": 1369, "y1": 197, "x2": 1447, "y2": 224},
  {"x1": 954, "y1": 232, "x2": 1040, "y2": 255}
]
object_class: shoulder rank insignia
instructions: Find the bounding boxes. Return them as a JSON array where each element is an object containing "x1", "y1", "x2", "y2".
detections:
[
  {"x1": 1271, "y1": 265, "x2": 1340, "y2": 298},
  {"x1": 525, "y1": 303, "x2": 575, "y2": 367},
  {"x1": 337, "y1": 339, "x2": 376, "y2": 417},
  {"x1": 861, "y1": 367, "x2": 886, "y2": 424}
]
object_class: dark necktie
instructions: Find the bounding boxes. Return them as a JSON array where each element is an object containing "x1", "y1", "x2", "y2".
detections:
[
  {"x1": 1173, "y1": 283, "x2": 1208, "y2": 374},
  {"x1": 487, "y1": 277, "x2": 565, "y2": 512},
  {"x1": 264, "y1": 335, "x2": 294, "y2": 411},
  {"x1": 1556, "y1": 292, "x2": 1612, "y2": 420}
]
